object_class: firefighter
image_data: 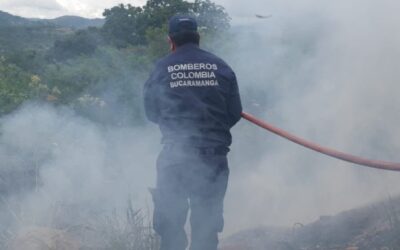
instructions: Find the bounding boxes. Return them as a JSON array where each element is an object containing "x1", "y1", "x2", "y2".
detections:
[{"x1": 143, "y1": 14, "x2": 242, "y2": 250}]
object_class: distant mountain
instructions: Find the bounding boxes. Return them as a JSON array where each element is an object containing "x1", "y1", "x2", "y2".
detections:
[
  {"x1": 48, "y1": 16, "x2": 104, "y2": 29},
  {"x1": 0, "y1": 10, "x2": 104, "y2": 54},
  {"x1": 0, "y1": 10, "x2": 33, "y2": 26},
  {"x1": 0, "y1": 10, "x2": 104, "y2": 29}
]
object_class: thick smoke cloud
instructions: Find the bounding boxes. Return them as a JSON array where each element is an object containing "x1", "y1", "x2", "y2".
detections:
[
  {"x1": 0, "y1": 104, "x2": 159, "y2": 240},
  {"x1": 219, "y1": 0, "x2": 400, "y2": 234}
]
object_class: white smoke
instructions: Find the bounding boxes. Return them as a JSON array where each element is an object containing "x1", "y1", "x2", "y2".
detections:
[
  {"x1": 218, "y1": 0, "x2": 400, "y2": 234},
  {"x1": 0, "y1": 103, "x2": 159, "y2": 233}
]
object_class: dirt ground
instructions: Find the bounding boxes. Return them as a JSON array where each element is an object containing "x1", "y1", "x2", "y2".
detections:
[
  {"x1": 2, "y1": 196, "x2": 400, "y2": 249},
  {"x1": 220, "y1": 196, "x2": 400, "y2": 250}
]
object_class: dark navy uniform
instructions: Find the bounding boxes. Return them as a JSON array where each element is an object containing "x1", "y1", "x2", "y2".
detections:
[
  {"x1": 144, "y1": 34, "x2": 241, "y2": 250},
  {"x1": 144, "y1": 43, "x2": 242, "y2": 147}
]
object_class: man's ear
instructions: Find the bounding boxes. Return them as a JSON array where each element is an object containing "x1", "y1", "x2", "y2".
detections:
[{"x1": 168, "y1": 36, "x2": 176, "y2": 52}]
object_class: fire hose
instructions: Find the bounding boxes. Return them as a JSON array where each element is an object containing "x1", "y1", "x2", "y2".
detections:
[{"x1": 241, "y1": 112, "x2": 400, "y2": 172}]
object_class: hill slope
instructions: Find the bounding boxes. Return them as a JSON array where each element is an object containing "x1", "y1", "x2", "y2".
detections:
[
  {"x1": 0, "y1": 10, "x2": 33, "y2": 26},
  {"x1": 48, "y1": 16, "x2": 104, "y2": 29},
  {"x1": 0, "y1": 10, "x2": 103, "y2": 54},
  {"x1": 0, "y1": 10, "x2": 104, "y2": 29}
]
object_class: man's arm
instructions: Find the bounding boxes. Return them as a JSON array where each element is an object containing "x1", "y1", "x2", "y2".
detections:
[
  {"x1": 143, "y1": 69, "x2": 160, "y2": 123},
  {"x1": 227, "y1": 72, "x2": 242, "y2": 127}
]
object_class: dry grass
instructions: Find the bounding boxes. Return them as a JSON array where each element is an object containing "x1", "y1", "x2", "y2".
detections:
[
  {"x1": 8, "y1": 227, "x2": 79, "y2": 250},
  {"x1": 95, "y1": 200, "x2": 159, "y2": 250},
  {"x1": 0, "y1": 198, "x2": 159, "y2": 250}
]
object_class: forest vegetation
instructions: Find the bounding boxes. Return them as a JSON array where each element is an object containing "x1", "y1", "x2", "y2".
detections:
[{"x1": 0, "y1": 0, "x2": 230, "y2": 125}]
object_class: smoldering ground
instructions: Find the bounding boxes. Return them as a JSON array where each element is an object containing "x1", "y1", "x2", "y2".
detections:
[
  {"x1": 220, "y1": 0, "x2": 400, "y2": 235},
  {"x1": 0, "y1": 104, "x2": 160, "y2": 247}
]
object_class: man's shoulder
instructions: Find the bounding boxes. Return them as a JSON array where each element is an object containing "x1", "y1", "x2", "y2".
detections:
[
  {"x1": 150, "y1": 55, "x2": 174, "y2": 76},
  {"x1": 156, "y1": 45, "x2": 235, "y2": 75},
  {"x1": 155, "y1": 54, "x2": 172, "y2": 67},
  {"x1": 197, "y1": 47, "x2": 229, "y2": 65},
  {"x1": 201, "y1": 50, "x2": 236, "y2": 76}
]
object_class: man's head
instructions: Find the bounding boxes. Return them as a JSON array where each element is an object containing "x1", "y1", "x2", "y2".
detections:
[{"x1": 168, "y1": 14, "x2": 200, "y2": 50}]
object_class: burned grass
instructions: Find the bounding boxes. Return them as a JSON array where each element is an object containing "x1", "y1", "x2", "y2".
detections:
[{"x1": 220, "y1": 196, "x2": 400, "y2": 250}]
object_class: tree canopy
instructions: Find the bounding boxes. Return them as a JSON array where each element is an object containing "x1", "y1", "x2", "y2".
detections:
[{"x1": 102, "y1": 0, "x2": 230, "y2": 47}]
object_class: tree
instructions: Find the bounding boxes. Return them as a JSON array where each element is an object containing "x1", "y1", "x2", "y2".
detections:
[
  {"x1": 102, "y1": 0, "x2": 230, "y2": 47},
  {"x1": 0, "y1": 57, "x2": 30, "y2": 114},
  {"x1": 0, "y1": 57, "x2": 55, "y2": 114},
  {"x1": 142, "y1": 0, "x2": 193, "y2": 29},
  {"x1": 102, "y1": 4, "x2": 146, "y2": 46},
  {"x1": 50, "y1": 27, "x2": 104, "y2": 61},
  {"x1": 193, "y1": 0, "x2": 231, "y2": 33}
]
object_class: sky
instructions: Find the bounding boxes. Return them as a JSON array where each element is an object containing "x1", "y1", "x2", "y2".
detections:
[
  {"x1": 0, "y1": 0, "x2": 147, "y2": 18},
  {"x1": 0, "y1": 0, "x2": 271, "y2": 21}
]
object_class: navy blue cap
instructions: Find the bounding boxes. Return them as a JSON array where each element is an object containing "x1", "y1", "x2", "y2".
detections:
[{"x1": 168, "y1": 15, "x2": 198, "y2": 35}]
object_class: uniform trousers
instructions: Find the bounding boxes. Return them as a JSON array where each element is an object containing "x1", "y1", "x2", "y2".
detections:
[{"x1": 152, "y1": 145, "x2": 229, "y2": 250}]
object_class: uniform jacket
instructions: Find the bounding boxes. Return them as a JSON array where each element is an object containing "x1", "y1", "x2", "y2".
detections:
[{"x1": 144, "y1": 43, "x2": 242, "y2": 147}]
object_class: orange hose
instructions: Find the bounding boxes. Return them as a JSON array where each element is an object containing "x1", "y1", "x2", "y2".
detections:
[{"x1": 241, "y1": 112, "x2": 400, "y2": 172}]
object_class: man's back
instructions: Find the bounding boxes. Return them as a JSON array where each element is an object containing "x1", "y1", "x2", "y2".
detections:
[
  {"x1": 144, "y1": 43, "x2": 242, "y2": 147},
  {"x1": 144, "y1": 14, "x2": 242, "y2": 250}
]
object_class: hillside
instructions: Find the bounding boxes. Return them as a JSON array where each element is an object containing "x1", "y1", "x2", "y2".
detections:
[
  {"x1": 0, "y1": 10, "x2": 33, "y2": 26},
  {"x1": 0, "y1": 24, "x2": 71, "y2": 54},
  {"x1": 0, "y1": 10, "x2": 104, "y2": 55},
  {"x1": 0, "y1": 10, "x2": 104, "y2": 29},
  {"x1": 48, "y1": 16, "x2": 104, "y2": 29}
]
